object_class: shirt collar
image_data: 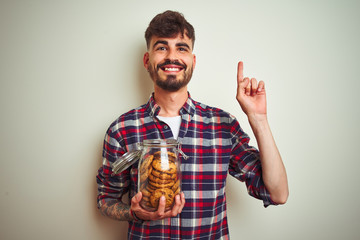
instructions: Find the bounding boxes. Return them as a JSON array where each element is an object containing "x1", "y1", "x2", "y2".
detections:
[{"x1": 146, "y1": 92, "x2": 196, "y2": 118}]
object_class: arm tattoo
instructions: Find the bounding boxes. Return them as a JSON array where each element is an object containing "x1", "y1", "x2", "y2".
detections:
[{"x1": 100, "y1": 200, "x2": 132, "y2": 221}]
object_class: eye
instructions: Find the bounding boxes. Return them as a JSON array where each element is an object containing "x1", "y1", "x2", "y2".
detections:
[
  {"x1": 156, "y1": 46, "x2": 167, "y2": 51},
  {"x1": 178, "y1": 47, "x2": 188, "y2": 52}
]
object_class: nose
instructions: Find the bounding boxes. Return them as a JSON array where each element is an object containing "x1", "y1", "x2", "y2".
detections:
[{"x1": 166, "y1": 47, "x2": 178, "y2": 61}]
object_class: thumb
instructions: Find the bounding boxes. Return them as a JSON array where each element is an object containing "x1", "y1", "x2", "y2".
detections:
[
  {"x1": 131, "y1": 192, "x2": 142, "y2": 205},
  {"x1": 257, "y1": 80, "x2": 265, "y2": 94}
]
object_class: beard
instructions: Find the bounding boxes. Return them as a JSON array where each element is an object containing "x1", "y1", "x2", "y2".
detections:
[{"x1": 148, "y1": 61, "x2": 193, "y2": 92}]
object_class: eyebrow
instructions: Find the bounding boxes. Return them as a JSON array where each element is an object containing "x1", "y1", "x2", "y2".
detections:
[
  {"x1": 176, "y1": 42, "x2": 190, "y2": 49},
  {"x1": 152, "y1": 40, "x2": 191, "y2": 50},
  {"x1": 153, "y1": 40, "x2": 168, "y2": 48}
]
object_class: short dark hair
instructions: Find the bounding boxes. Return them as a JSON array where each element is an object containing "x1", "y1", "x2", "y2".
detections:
[{"x1": 145, "y1": 10, "x2": 195, "y2": 49}]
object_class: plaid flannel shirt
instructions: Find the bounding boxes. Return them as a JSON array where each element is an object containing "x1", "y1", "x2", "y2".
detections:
[{"x1": 97, "y1": 93, "x2": 276, "y2": 240}]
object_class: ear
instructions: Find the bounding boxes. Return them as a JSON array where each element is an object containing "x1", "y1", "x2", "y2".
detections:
[
  {"x1": 143, "y1": 52, "x2": 149, "y2": 70},
  {"x1": 192, "y1": 54, "x2": 196, "y2": 70}
]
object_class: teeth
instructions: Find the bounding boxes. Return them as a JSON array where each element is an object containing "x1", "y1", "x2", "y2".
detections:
[{"x1": 164, "y1": 67, "x2": 180, "y2": 71}]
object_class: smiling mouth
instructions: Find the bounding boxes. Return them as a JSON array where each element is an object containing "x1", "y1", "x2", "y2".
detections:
[
  {"x1": 157, "y1": 61, "x2": 186, "y2": 73},
  {"x1": 161, "y1": 66, "x2": 183, "y2": 72}
]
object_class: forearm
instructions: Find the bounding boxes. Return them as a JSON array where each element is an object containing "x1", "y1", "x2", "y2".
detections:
[
  {"x1": 99, "y1": 200, "x2": 134, "y2": 221},
  {"x1": 248, "y1": 114, "x2": 289, "y2": 204}
]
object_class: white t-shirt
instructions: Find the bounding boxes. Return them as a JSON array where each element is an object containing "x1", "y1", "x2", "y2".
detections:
[{"x1": 157, "y1": 115, "x2": 181, "y2": 139}]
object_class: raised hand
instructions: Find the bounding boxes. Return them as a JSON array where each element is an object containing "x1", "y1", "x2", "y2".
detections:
[
  {"x1": 236, "y1": 61, "x2": 289, "y2": 204},
  {"x1": 236, "y1": 61, "x2": 267, "y2": 119}
]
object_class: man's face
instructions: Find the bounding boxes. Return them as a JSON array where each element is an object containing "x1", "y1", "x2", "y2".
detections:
[{"x1": 143, "y1": 34, "x2": 196, "y2": 92}]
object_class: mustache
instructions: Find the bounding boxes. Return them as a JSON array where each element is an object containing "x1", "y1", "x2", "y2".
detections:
[{"x1": 157, "y1": 60, "x2": 186, "y2": 71}]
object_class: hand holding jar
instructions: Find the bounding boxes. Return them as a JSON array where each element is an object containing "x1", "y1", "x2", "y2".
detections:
[{"x1": 112, "y1": 139, "x2": 186, "y2": 221}]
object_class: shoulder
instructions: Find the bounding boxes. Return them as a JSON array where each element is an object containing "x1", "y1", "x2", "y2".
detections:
[
  {"x1": 192, "y1": 99, "x2": 236, "y2": 123},
  {"x1": 107, "y1": 103, "x2": 149, "y2": 134}
]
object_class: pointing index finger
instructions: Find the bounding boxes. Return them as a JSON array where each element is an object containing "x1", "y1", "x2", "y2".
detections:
[{"x1": 237, "y1": 61, "x2": 244, "y2": 82}]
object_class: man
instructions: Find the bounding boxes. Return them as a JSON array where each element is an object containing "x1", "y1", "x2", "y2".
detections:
[{"x1": 97, "y1": 10, "x2": 288, "y2": 239}]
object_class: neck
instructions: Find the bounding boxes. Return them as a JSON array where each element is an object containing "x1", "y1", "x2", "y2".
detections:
[{"x1": 153, "y1": 86, "x2": 188, "y2": 117}]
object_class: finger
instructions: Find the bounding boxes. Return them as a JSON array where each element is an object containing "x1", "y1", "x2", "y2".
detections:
[
  {"x1": 257, "y1": 80, "x2": 265, "y2": 94},
  {"x1": 237, "y1": 61, "x2": 244, "y2": 82},
  {"x1": 155, "y1": 196, "x2": 166, "y2": 218},
  {"x1": 178, "y1": 192, "x2": 186, "y2": 214},
  {"x1": 170, "y1": 194, "x2": 181, "y2": 216},
  {"x1": 131, "y1": 192, "x2": 142, "y2": 207},
  {"x1": 237, "y1": 76, "x2": 249, "y2": 97},
  {"x1": 251, "y1": 78, "x2": 257, "y2": 96},
  {"x1": 244, "y1": 78, "x2": 251, "y2": 96}
]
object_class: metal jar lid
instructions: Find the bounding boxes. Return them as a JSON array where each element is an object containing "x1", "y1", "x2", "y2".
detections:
[
  {"x1": 111, "y1": 139, "x2": 188, "y2": 176},
  {"x1": 111, "y1": 150, "x2": 142, "y2": 176}
]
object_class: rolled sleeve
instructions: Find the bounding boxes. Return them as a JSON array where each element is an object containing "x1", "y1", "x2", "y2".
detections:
[
  {"x1": 96, "y1": 128, "x2": 129, "y2": 208},
  {"x1": 228, "y1": 118, "x2": 277, "y2": 207}
]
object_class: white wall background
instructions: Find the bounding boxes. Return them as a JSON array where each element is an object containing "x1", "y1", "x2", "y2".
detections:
[{"x1": 1, "y1": 0, "x2": 359, "y2": 239}]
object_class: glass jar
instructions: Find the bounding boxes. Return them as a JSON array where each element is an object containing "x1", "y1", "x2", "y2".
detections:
[
  {"x1": 138, "y1": 139, "x2": 181, "y2": 211},
  {"x1": 111, "y1": 139, "x2": 183, "y2": 212}
]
